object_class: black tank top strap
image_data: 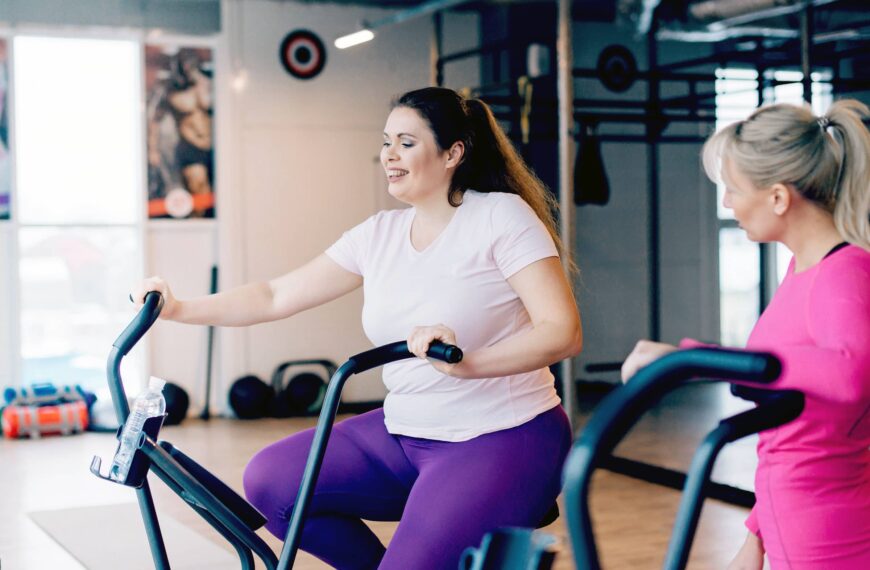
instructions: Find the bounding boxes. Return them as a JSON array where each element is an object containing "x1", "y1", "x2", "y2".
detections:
[{"x1": 824, "y1": 241, "x2": 849, "y2": 259}]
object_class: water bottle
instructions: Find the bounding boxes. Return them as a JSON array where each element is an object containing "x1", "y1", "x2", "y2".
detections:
[{"x1": 109, "y1": 376, "x2": 167, "y2": 483}]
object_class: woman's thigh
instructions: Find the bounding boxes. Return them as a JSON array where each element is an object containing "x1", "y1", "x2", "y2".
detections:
[
  {"x1": 379, "y1": 406, "x2": 572, "y2": 570},
  {"x1": 243, "y1": 409, "x2": 418, "y2": 529}
]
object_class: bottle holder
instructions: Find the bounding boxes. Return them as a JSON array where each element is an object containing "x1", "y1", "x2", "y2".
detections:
[
  {"x1": 460, "y1": 528, "x2": 559, "y2": 570},
  {"x1": 90, "y1": 414, "x2": 167, "y2": 488}
]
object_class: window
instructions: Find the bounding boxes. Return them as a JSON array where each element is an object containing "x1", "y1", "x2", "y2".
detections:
[
  {"x1": 714, "y1": 69, "x2": 759, "y2": 346},
  {"x1": 714, "y1": 67, "x2": 832, "y2": 345},
  {"x1": 13, "y1": 36, "x2": 145, "y2": 393}
]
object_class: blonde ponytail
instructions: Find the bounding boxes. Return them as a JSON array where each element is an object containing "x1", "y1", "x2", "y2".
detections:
[{"x1": 827, "y1": 100, "x2": 870, "y2": 250}]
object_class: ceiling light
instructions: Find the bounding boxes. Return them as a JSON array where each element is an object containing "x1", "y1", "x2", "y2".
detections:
[
  {"x1": 334, "y1": 0, "x2": 470, "y2": 50},
  {"x1": 334, "y1": 29, "x2": 375, "y2": 49}
]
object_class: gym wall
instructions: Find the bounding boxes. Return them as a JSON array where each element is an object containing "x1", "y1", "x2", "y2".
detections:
[
  {"x1": 145, "y1": 223, "x2": 220, "y2": 413},
  {"x1": 571, "y1": 22, "x2": 719, "y2": 376},
  {"x1": 192, "y1": 0, "x2": 481, "y2": 409}
]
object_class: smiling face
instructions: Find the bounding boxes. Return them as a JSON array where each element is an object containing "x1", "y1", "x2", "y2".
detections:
[{"x1": 381, "y1": 106, "x2": 456, "y2": 206}]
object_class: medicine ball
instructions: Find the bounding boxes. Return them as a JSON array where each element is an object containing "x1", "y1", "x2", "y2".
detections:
[
  {"x1": 272, "y1": 372, "x2": 326, "y2": 417},
  {"x1": 229, "y1": 375, "x2": 272, "y2": 420},
  {"x1": 163, "y1": 382, "x2": 190, "y2": 426}
]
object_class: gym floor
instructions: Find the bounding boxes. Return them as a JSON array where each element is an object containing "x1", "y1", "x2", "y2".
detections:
[{"x1": 1, "y1": 383, "x2": 768, "y2": 569}]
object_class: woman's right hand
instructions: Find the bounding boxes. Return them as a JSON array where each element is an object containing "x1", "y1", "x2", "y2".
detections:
[
  {"x1": 726, "y1": 531, "x2": 765, "y2": 570},
  {"x1": 131, "y1": 276, "x2": 180, "y2": 320},
  {"x1": 621, "y1": 340, "x2": 678, "y2": 382}
]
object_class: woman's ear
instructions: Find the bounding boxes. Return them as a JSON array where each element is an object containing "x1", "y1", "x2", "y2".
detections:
[
  {"x1": 770, "y1": 183, "x2": 792, "y2": 216},
  {"x1": 446, "y1": 141, "x2": 465, "y2": 169}
]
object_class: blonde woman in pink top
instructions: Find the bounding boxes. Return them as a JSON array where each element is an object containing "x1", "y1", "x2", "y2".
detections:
[{"x1": 622, "y1": 100, "x2": 870, "y2": 569}]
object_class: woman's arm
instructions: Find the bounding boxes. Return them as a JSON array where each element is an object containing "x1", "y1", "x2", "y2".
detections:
[
  {"x1": 408, "y1": 257, "x2": 582, "y2": 378},
  {"x1": 754, "y1": 262, "x2": 870, "y2": 404},
  {"x1": 726, "y1": 531, "x2": 765, "y2": 570},
  {"x1": 132, "y1": 253, "x2": 362, "y2": 327}
]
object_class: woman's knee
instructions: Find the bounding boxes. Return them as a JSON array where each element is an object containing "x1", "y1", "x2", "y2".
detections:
[
  {"x1": 242, "y1": 448, "x2": 278, "y2": 510},
  {"x1": 242, "y1": 434, "x2": 310, "y2": 510}
]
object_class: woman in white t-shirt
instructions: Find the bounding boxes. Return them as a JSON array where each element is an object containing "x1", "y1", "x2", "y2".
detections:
[{"x1": 132, "y1": 87, "x2": 582, "y2": 570}]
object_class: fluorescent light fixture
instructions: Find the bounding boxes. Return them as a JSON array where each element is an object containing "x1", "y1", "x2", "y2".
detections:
[
  {"x1": 334, "y1": 29, "x2": 375, "y2": 49},
  {"x1": 334, "y1": 0, "x2": 470, "y2": 50}
]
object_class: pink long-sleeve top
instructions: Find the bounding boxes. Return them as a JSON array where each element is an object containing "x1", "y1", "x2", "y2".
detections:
[{"x1": 684, "y1": 244, "x2": 870, "y2": 568}]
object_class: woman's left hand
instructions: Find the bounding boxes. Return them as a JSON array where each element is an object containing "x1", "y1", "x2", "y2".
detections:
[{"x1": 407, "y1": 324, "x2": 463, "y2": 376}]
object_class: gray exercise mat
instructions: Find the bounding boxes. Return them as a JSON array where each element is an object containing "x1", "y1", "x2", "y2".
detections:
[{"x1": 29, "y1": 502, "x2": 238, "y2": 570}]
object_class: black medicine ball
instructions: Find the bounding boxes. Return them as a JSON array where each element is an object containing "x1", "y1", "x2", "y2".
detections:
[
  {"x1": 229, "y1": 375, "x2": 273, "y2": 420},
  {"x1": 272, "y1": 372, "x2": 326, "y2": 417},
  {"x1": 163, "y1": 382, "x2": 190, "y2": 426}
]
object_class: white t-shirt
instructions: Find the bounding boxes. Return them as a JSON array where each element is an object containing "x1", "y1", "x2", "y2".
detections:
[{"x1": 325, "y1": 190, "x2": 562, "y2": 442}]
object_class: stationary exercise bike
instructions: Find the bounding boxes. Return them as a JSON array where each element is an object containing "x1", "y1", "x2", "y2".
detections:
[
  {"x1": 96, "y1": 293, "x2": 783, "y2": 569},
  {"x1": 91, "y1": 292, "x2": 464, "y2": 569},
  {"x1": 462, "y1": 348, "x2": 805, "y2": 569}
]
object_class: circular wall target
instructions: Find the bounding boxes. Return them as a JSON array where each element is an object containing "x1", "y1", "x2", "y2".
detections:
[{"x1": 280, "y1": 30, "x2": 326, "y2": 80}]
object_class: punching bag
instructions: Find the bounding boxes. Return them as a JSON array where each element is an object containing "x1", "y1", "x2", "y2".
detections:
[{"x1": 574, "y1": 124, "x2": 610, "y2": 206}]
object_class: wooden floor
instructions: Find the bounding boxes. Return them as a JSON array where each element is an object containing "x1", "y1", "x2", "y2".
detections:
[{"x1": 1, "y1": 383, "x2": 768, "y2": 569}]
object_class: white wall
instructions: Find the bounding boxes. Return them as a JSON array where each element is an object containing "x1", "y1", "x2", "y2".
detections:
[
  {"x1": 145, "y1": 221, "x2": 218, "y2": 408},
  {"x1": 145, "y1": 0, "x2": 479, "y2": 411}
]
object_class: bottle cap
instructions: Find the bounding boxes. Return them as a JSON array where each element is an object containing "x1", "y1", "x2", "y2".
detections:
[{"x1": 148, "y1": 376, "x2": 167, "y2": 392}]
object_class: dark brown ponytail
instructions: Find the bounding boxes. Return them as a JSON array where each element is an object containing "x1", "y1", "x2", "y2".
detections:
[{"x1": 394, "y1": 87, "x2": 575, "y2": 274}]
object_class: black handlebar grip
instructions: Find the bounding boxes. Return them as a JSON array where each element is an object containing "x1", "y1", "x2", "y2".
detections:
[
  {"x1": 687, "y1": 348, "x2": 781, "y2": 384},
  {"x1": 113, "y1": 291, "x2": 164, "y2": 355},
  {"x1": 142, "y1": 290, "x2": 164, "y2": 315},
  {"x1": 426, "y1": 342, "x2": 463, "y2": 364}
]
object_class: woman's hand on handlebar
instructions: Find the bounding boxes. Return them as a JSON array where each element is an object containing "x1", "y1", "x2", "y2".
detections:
[
  {"x1": 621, "y1": 340, "x2": 678, "y2": 383},
  {"x1": 407, "y1": 324, "x2": 462, "y2": 377},
  {"x1": 132, "y1": 276, "x2": 180, "y2": 320}
]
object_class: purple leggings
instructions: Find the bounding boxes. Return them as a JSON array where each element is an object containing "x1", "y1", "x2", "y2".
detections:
[{"x1": 243, "y1": 406, "x2": 571, "y2": 570}]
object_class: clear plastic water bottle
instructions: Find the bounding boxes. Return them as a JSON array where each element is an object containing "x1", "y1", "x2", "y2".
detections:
[{"x1": 109, "y1": 376, "x2": 167, "y2": 483}]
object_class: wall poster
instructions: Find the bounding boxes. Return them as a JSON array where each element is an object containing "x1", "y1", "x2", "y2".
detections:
[
  {"x1": 0, "y1": 38, "x2": 10, "y2": 220},
  {"x1": 145, "y1": 45, "x2": 214, "y2": 219}
]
